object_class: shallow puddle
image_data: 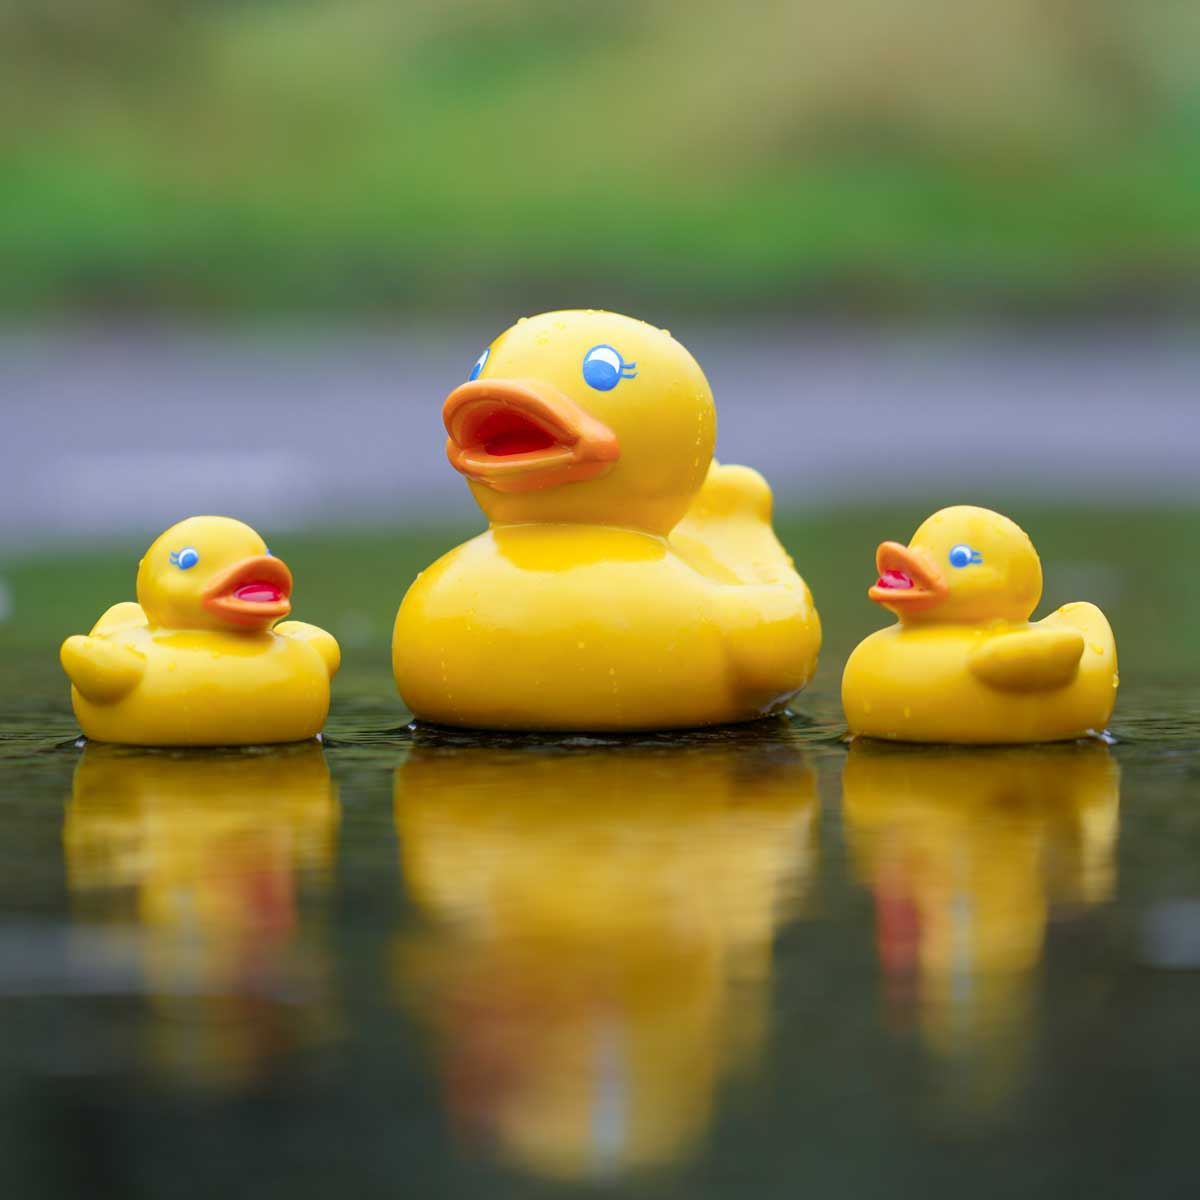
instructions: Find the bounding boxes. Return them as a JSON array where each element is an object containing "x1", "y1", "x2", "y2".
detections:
[{"x1": 2, "y1": 650, "x2": 1199, "y2": 1197}]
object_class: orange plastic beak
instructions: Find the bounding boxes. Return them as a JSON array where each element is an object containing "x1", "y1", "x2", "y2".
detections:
[
  {"x1": 867, "y1": 542, "x2": 948, "y2": 613},
  {"x1": 202, "y1": 555, "x2": 292, "y2": 628},
  {"x1": 443, "y1": 378, "x2": 620, "y2": 493}
]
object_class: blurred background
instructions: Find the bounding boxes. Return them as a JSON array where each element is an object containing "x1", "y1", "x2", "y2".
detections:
[
  {"x1": 3, "y1": 0, "x2": 1198, "y2": 668},
  {"x1": 3, "y1": 0, "x2": 1198, "y2": 319}
]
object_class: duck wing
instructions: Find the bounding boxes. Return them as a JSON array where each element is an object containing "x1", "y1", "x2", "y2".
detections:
[
  {"x1": 968, "y1": 628, "x2": 1085, "y2": 692},
  {"x1": 275, "y1": 621, "x2": 341, "y2": 678},
  {"x1": 60, "y1": 635, "x2": 146, "y2": 703}
]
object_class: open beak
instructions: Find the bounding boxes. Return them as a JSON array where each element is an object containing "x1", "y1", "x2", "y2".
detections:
[
  {"x1": 442, "y1": 378, "x2": 620, "y2": 493},
  {"x1": 202, "y1": 555, "x2": 292, "y2": 628},
  {"x1": 867, "y1": 542, "x2": 948, "y2": 613}
]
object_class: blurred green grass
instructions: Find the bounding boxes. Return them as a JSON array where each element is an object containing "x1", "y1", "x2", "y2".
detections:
[
  {"x1": 2, "y1": 506, "x2": 1195, "y2": 696},
  {"x1": 2, "y1": 0, "x2": 1198, "y2": 316}
]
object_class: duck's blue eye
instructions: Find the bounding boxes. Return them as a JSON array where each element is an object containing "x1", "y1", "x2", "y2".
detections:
[
  {"x1": 468, "y1": 347, "x2": 489, "y2": 381},
  {"x1": 582, "y1": 344, "x2": 637, "y2": 392},
  {"x1": 169, "y1": 546, "x2": 200, "y2": 570},
  {"x1": 949, "y1": 544, "x2": 982, "y2": 569}
]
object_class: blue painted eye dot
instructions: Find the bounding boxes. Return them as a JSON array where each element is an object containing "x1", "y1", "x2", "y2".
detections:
[
  {"x1": 468, "y1": 347, "x2": 489, "y2": 381},
  {"x1": 949, "y1": 544, "x2": 978, "y2": 569},
  {"x1": 172, "y1": 546, "x2": 200, "y2": 571},
  {"x1": 582, "y1": 344, "x2": 637, "y2": 391}
]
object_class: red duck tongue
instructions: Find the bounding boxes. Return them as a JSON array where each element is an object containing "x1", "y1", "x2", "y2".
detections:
[
  {"x1": 875, "y1": 569, "x2": 914, "y2": 591},
  {"x1": 233, "y1": 581, "x2": 285, "y2": 604}
]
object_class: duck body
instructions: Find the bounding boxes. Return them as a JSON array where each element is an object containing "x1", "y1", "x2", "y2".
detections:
[
  {"x1": 843, "y1": 603, "x2": 1116, "y2": 744},
  {"x1": 66, "y1": 616, "x2": 334, "y2": 746},
  {"x1": 61, "y1": 516, "x2": 339, "y2": 746},
  {"x1": 842, "y1": 506, "x2": 1117, "y2": 744},
  {"x1": 395, "y1": 510, "x2": 819, "y2": 731},
  {"x1": 393, "y1": 310, "x2": 820, "y2": 732}
]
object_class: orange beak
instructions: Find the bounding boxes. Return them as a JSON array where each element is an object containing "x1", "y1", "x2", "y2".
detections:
[
  {"x1": 202, "y1": 555, "x2": 292, "y2": 628},
  {"x1": 442, "y1": 378, "x2": 620, "y2": 493},
  {"x1": 867, "y1": 542, "x2": 948, "y2": 613}
]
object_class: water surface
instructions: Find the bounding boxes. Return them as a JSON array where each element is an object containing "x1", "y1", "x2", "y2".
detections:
[
  {"x1": 2, "y1": 506, "x2": 1199, "y2": 1197},
  {"x1": 2, "y1": 655, "x2": 1199, "y2": 1198}
]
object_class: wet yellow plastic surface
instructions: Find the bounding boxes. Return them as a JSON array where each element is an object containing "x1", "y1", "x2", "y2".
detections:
[
  {"x1": 394, "y1": 310, "x2": 820, "y2": 730},
  {"x1": 842, "y1": 506, "x2": 1117, "y2": 743},
  {"x1": 60, "y1": 516, "x2": 339, "y2": 745}
]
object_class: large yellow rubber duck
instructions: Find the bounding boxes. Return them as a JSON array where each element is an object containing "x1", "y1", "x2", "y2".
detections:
[
  {"x1": 65, "y1": 742, "x2": 339, "y2": 1087},
  {"x1": 843, "y1": 740, "x2": 1118, "y2": 1114},
  {"x1": 392, "y1": 730, "x2": 816, "y2": 1180},
  {"x1": 393, "y1": 309, "x2": 820, "y2": 731},
  {"x1": 842, "y1": 506, "x2": 1117, "y2": 743},
  {"x1": 60, "y1": 515, "x2": 340, "y2": 745}
]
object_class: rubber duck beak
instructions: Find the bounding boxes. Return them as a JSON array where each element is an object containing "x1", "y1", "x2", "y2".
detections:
[
  {"x1": 868, "y1": 542, "x2": 948, "y2": 613},
  {"x1": 202, "y1": 555, "x2": 292, "y2": 627},
  {"x1": 442, "y1": 378, "x2": 620, "y2": 493}
]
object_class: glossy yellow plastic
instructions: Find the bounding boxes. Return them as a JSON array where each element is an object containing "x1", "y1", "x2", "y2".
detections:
[
  {"x1": 60, "y1": 515, "x2": 340, "y2": 745},
  {"x1": 392, "y1": 733, "x2": 816, "y2": 1179},
  {"x1": 842, "y1": 506, "x2": 1118, "y2": 743},
  {"x1": 65, "y1": 742, "x2": 339, "y2": 1085},
  {"x1": 393, "y1": 309, "x2": 820, "y2": 731},
  {"x1": 843, "y1": 741, "x2": 1118, "y2": 1107}
]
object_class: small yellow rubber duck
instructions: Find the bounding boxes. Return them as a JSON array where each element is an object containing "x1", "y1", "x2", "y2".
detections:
[
  {"x1": 60, "y1": 516, "x2": 340, "y2": 745},
  {"x1": 841, "y1": 506, "x2": 1117, "y2": 743},
  {"x1": 393, "y1": 309, "x2": 820, "y2": 731}
]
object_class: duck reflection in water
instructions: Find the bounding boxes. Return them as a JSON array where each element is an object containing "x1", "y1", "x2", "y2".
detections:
[
  {"x1": 842, "y1": 741, "x2": 1118, "y2": 1110},
  {"x1": 64, "y1": 741, "x2": 339, "y2": 1088},
  {"x1": 393, "y1": 729, "x2": 817, "y2": 1182}
]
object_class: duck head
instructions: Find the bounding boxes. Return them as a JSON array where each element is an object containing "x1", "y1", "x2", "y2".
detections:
[
  {"x1": 443, "y1": 310, "x2": 716, "y2": 536},
  {"x1": 137, "y1": 515, "x2": 292, "y2": 632},
  {"x1": 868, "y1": 505, "x2": 1042, "y2": 624}
]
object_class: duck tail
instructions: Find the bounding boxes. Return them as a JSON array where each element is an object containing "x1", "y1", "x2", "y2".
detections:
[
  {"x1": 672, "y1": 462, "x2": 799, "y2": 586},
  {"x1": 1042, "y1": 601, "x2": 1116, "y2": 654}
]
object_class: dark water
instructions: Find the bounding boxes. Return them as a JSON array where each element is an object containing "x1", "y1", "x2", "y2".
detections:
[{"x1": 2, "y1": 662, "x2": 1200, "y2": 1199}]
